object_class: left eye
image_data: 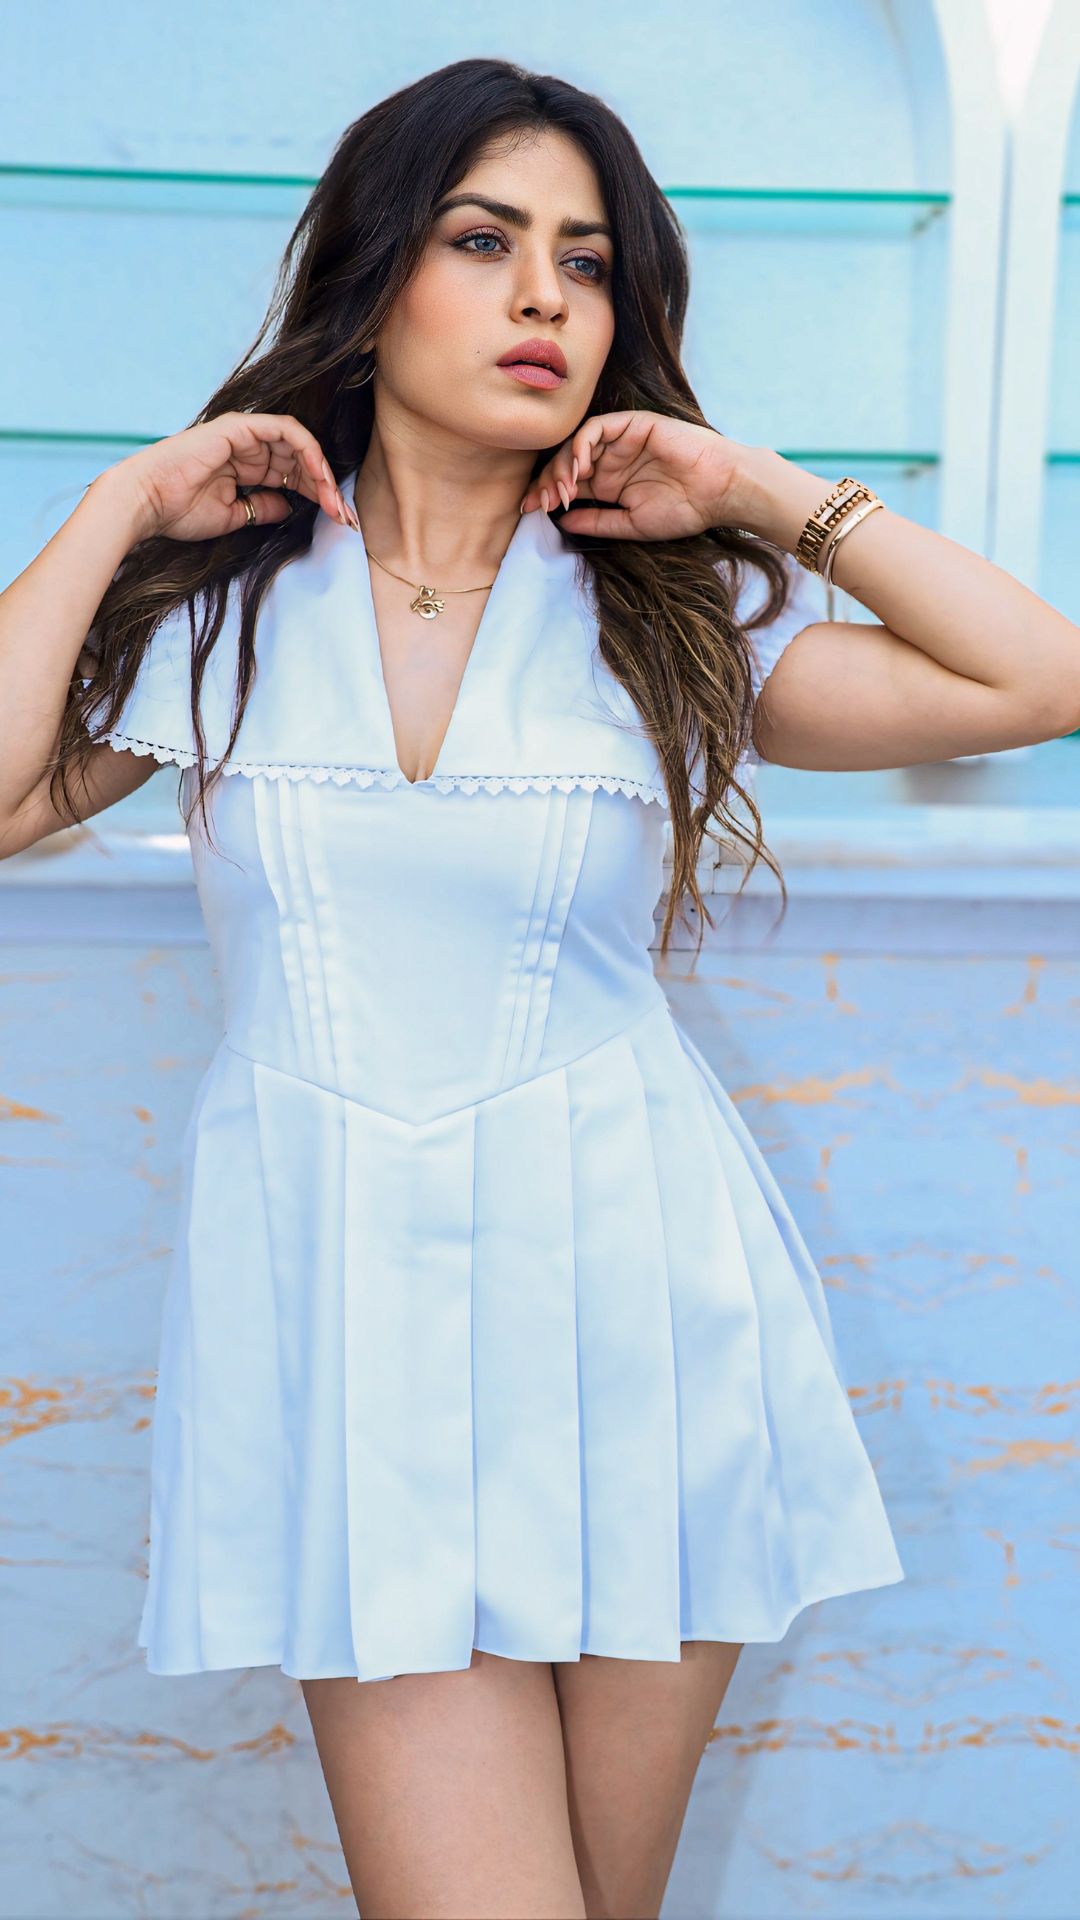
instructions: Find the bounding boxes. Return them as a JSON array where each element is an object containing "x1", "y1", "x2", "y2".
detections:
[{"x1": 454, "y1": 229, "x2": 607, "y2": 283}]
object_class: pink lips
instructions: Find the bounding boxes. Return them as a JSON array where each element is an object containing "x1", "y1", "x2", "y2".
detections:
[
  {"x1": 495, "y1": 337, "x2": 568, "y2": 388},
  {"x1": 499, "y1": 362, "x2": 565, "y2": 389}
]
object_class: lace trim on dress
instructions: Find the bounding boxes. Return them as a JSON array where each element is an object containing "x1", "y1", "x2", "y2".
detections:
[
  {"x1": 426, "y1": 771, "x2": 670, "y2": 802},
  {"x1": 100, "y1": 731, "x2": 673, "y2": 804}
]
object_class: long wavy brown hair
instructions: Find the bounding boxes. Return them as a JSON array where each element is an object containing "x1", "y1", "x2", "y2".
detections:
[{"x1": 57, "y1": 56, "x2": 797, "y2": 961}]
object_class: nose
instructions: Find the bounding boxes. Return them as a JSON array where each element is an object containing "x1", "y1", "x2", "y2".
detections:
[{"x1": 512, "y1": 248, "x2": 569, "y2": 322}]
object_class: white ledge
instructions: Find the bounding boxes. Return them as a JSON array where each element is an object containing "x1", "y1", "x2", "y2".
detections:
[
  {"x1": 0, "y1": 829, "x2": 195, "y2": 887},
  {"x1": 3, "y1": 805, "x2": 1080, "y2": 900},
  {"x1": 754, "y1": 805, "x2": 1080, "y2": 869}
]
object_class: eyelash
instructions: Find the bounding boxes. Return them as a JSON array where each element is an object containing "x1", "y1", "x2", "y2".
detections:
[{"x1": 452, "y1": 226, "x2": 609, "y2": 285}]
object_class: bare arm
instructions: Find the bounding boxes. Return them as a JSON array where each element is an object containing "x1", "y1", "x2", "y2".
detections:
[
  {"x1": 0, "y1": 470, "x2": 159, "y2": 858},
  {"x1": 731, "y1": 447, "x2": 1080, "y2": 770}
]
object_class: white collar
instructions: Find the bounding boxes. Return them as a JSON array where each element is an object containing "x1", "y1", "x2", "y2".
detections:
[{"x1": 99, "y1": 466, "x2": 672, "y2": 806}]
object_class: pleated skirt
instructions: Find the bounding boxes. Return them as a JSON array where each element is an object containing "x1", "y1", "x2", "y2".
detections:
[{"x1": 137, "y1": 996, "x2": 904, "y2": 1681}]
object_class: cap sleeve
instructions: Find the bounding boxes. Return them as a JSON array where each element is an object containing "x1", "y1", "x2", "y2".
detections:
[
  {"x1": 91, "y1": 595, "x2": 207, "y2": 769},
  {"x1": 735, "y1": 554, "x2": 826, "y2": 766}
]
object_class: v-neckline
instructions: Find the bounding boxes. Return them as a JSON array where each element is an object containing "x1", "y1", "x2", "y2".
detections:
[{"x1": 342, "y1": 467, "x2": 532, "y2": 789}]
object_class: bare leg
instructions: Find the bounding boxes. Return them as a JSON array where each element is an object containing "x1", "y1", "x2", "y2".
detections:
[
  {"x1": 300, "y1": 1648, "x2": 587, "y2": 1920},
  {"x1": 552, "y1": 1640, "x2": 743, "y2": 1920}
]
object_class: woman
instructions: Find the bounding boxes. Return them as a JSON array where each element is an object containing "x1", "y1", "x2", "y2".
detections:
[{"x1": 3, "y1": 56, "x2": 1078, "y2": 1920}]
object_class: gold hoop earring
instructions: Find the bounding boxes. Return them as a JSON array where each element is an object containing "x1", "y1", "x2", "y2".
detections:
[{"x1": 345, "y1": 349, "x2": 376, "y2": 389}]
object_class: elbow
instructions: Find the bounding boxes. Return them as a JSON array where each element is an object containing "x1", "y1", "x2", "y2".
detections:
[{"x1": 1008, "y1": 666, "x2": 1080, "y2": 745}]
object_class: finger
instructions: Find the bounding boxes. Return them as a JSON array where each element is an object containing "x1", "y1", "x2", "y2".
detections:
[
  {"x1": 573, "y1": 426, "x2": 607, "y2": 485},
  {"x1": 225, "y1": 415, "x2": 352, "y2": 526},
  {"x1": 522, "y1": 413, "x2": 630, "y2": 513},
  {"x1": 522, "y1": 466, "x2": 595, "y2": 516},
  {"x1": 575, "y1": 411, "x2": 638, "y2": 481},
  {"x1": 264, "y1": 440, "x2": 339, "y2": 514},
  {"x1": 224, "y1": 422, "x2": 323, "y2": 502},
  {"x1": 267, "y1": 445, "x2": 353, "y2": 527},
  {"x1": 231, "y1": 486, "x2": 297, "y2": 533},
  {"x1": 523, "y1": 460, "x2": 593, "y2": 516},
  {"x1": 550, "y1": 439, "x2": 590, "y2": 510},
  {"x1": 257, "y1": 457, "x2": 352, "y2": 529},
  {"x1": 521, "y1": 470, "x2": 556, "y2": 514},
  {"x1": 555, "y1": 504, "x2": 637, "y2": 539}
]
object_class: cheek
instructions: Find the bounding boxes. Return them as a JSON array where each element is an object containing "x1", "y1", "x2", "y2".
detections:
[
  {"x1": 392, "y1": 263, "x2": 486, "y2": 366},
  {"x1": 594, "y1": 306, "x2": 616, "y2": 361},
  {"x1": 389, "y1": 279, "x2": 441, "y2": 356},
  {"x1": 580, "y1": 303, "x2": 615, "y2": 380}
]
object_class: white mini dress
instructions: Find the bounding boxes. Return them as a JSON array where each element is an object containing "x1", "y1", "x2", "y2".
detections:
[{"x1": 100, "y1": 467, "x2": 904, "y2": 1682}]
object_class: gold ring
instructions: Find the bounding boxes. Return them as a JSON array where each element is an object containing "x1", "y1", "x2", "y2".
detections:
[{"x1": 242, "y1": 494, "x2": 257, "y2": 527}]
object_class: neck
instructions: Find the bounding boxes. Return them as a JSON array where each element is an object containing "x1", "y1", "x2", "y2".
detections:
[{"x1": 350, "y1": 431, "x2": 530, "y2": 579}]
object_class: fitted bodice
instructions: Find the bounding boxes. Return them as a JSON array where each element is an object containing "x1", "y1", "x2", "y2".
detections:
[{"x1": 186, "y1": 768, "x2": 670, "y2": 1124}]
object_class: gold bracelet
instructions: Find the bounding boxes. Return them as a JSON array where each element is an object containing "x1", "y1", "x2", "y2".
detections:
[
  {"x1": 821, "y1": 496, "x2": 884, "y2": 585},
  {"x1": 795, "y1": 475, "x2": 882, "y2": 575}
]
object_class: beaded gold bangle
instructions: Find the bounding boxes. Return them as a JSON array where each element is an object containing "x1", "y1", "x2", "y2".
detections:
[{"x1": 795, "y1": 475, "x2": 882, "y2": 575}]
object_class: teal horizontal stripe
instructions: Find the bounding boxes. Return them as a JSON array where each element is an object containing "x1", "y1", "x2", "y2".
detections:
[
  {"x1": 13, "y1": 439, "x2": 1080, "y2": 467},
  {"x1": 14, "y1": 439, "x2": 1080, "y2": 469},
  {"x1": 0, "y1": 431, "x2": 945, "y2": 462},
  {"x1": 0, "y1": 162, "x2": 950, "y2": 201},
  {"x1": 664, "y1": 185, "x2": 949, "y2": 205},
  {"x1": 0, "y1": 429, "x2": 154, "y2": 448},
  {"x1": 779, "y1": 450, "x2": 940, "y2": 465},
  {"x1": 0, "y1": 161, "x2": 319, "y2": 188}
]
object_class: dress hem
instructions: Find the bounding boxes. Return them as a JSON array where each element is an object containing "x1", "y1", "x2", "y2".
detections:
[{"x1": 137, "y1": 1564, "x2": 906, "y2": 1680}]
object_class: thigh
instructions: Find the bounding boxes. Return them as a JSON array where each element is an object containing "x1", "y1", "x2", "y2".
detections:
[
  {"x1": 300, "y1": 1648, "x2": 587, "y2": 1920},
  {"x1": 552, "y1": 1640, "x2": 743, "y2": 1920}
]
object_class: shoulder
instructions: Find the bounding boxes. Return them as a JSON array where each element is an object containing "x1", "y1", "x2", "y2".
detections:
[
  {"x1": 730, "y1": 552, "x2": 827, "y2": 701},
  {"x1": 90, "y1": 587, "x2": 234, "y2": 770}
]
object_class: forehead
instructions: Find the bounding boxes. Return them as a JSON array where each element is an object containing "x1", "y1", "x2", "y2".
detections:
[{"x1": 444, "y1": 131, "x2": 611, "y2": 231}]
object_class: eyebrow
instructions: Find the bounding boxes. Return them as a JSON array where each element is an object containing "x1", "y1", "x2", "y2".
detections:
[{"x1": 433, "y1": 192, "x2": 615, "y2": 244}]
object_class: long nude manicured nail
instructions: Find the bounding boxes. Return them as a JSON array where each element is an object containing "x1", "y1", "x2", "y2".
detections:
[
  {"x1": 540, "y1": 487, "x2": 550, "y2": 513},
  {"x1": 571, "y1": 456, "x2": 579, "y2": 486},
  {"x1": 557, "y1": 479, "x2": 570, "y2": 511}
]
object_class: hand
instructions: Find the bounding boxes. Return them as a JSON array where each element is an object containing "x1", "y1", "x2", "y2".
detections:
[
  {"x1": 520, "y1": 411, "x2": 748, "y2": 542},
  {"x1": 105, "y1": 412, "x2": 361, "y2": 545}
]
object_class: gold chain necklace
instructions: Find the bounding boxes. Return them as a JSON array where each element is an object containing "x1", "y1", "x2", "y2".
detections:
[{"x1": 363, "y1": 546, "x2": 495, "y2": 621}]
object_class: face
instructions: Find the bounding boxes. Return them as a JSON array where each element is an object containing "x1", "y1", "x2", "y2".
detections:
[{"x1": 367, "y1": 128, "x2": 616, "y2": 455}]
